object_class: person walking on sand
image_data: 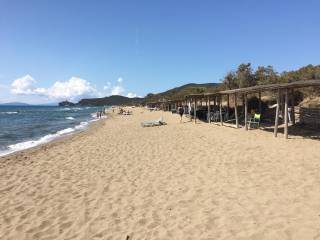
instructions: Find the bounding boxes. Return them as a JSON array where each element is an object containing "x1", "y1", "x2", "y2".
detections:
[{"x1": 178, "y1": 105, "x2": 184, "y2": 123}]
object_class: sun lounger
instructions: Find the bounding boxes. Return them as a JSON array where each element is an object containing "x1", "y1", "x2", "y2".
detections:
[
  {"x1": 247, "y1": 113, "x2": 261, "y2": 129},
  {"x1": 141, "y1": 117, "x2": 166, "y2": 127}
]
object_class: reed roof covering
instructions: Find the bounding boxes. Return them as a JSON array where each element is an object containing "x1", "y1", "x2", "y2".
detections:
[{"x1": 219, "y1": 80, "x2": 320, "y2": 95}]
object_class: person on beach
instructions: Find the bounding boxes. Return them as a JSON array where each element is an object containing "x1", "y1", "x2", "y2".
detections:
[{"x1": 178, "y1": 105, "x2": 184, "y2": 123}]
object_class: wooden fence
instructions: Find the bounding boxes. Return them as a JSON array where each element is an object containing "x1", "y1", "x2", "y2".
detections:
[{"x1": 300, "y1": 107, "x2": 320, "y2": 128}]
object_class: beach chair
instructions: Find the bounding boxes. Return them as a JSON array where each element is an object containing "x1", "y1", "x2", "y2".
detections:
[
  {"x1": 247, "y1": 113, "x2": 261, "y2": 129},
  {"x1": 141, "y1": 117, "x2": 166, "y2": 127}
]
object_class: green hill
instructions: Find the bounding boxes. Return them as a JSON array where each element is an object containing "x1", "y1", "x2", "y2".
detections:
[
  {"x1": 63, "y1": 83, "x2": 221, "y2": 106},
  {"x1": 77, "y1": 95, "x2": 144, "y2": 106},
  {"x1": 144, "y1": 83, "x2": 221, "y2": 103}
]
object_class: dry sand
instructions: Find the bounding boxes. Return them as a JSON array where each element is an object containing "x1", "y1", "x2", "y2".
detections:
[{"x1": 1, "y1": 107, "x2": 320, "y2": 240}]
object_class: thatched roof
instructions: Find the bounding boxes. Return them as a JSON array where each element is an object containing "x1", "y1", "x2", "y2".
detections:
[
  {"x1": 219, "y1": 80, "x2": 320, "y2": 95},
  {"x1": 185, "y1": 92, "x2": 221, "y2": 100}
]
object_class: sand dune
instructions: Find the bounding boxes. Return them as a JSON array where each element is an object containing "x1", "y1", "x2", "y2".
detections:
[{"x1": 1, "y1": 108, "x2": 320, "y2": 240}]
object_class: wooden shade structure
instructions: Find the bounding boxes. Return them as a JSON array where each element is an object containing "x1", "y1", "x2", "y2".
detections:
[
  {"x1": 148, "y1": 80, "x2": 320, "y2": 139},
  {"x1": 220, "y1": 80, "x2": 320, "y2": 139},
  {"x1": 185, "y1": 92, "x2": 222, "y2": 124}
]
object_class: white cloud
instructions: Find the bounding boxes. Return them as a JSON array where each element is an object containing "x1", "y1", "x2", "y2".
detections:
[
  {"x1": 11, "y1": 75, "x2": 37, "y2": 94},
  {"x1": 111, "y1": 85, "x2": 125, "y2": 95},
  {"x1": 46, "y1": 77, "x2": 98, "y2": 101},
  {"x1": 103, "y1": 81, "x2": 111, "y2": 90},
  {"x1": 10, "y1": 75, "x2": 140, "y2": 101},
  {"x1": 11, "y1": 75, "x2": 99, "y2": 101},
  {"x1": 127, "y1": 92, "x2": 138, "y2": 98}
]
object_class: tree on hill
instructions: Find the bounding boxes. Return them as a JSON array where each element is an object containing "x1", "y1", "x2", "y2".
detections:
[
  {"x1": 223, "y1": 71, "x2": 237, "y2": 90},
  {"x1": 236, "y1": 63, "x2": 255, "y2": 88},
  {"x1": 222, "y1": 63, "x2": 320, "y2": 90},
  {"x1": 255, "y1": 65, "x2": 278, "y2": 85}
]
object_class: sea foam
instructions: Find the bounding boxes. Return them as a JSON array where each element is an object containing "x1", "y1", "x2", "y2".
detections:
[{"x1": 1, "y1": 111, "x2": 18, "y2": 114}]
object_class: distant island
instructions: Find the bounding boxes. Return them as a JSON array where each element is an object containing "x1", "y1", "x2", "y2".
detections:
[
  {"x1": 0, "y1": 102, "x2": 58, "y2": 107},
  {"x1": 0, "y1": 102, "x2": 31, "y2": 106},
  {"x1": 58, "y1": 101, "x2": 76, "y2": 107}
]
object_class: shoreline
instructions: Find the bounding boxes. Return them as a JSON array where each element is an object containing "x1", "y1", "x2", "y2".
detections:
[{"x1": 0, "y1": 114, "x2": 107, "y2": 160}]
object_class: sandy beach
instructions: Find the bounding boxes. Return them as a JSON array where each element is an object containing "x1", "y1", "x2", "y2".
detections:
[{"x1": 1, "y1": 107, "x2": 320, "y2": 240}]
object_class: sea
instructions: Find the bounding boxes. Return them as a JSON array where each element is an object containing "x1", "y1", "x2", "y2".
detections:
[{"x1": 0, "y1": 105, "x2": 106, "y2": 156}]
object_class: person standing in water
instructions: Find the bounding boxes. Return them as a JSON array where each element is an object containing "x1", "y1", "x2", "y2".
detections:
[{"x1": 178, "y1": 105, "x2": 184, "y2": 123}]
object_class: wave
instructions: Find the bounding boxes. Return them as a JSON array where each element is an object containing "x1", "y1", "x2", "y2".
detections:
[
  {"x1": 1, "y1": 111, "x2": 18, "y2": 114},
  {"x1": 0, "y1": 108, "x2": 105, "y2": 157},
  {"x1": 0, "y1": 126, "x2": 77, "y2": 157},
  {"x1": 66, "y1": 117, "x2": 75, "y2": 120},
  {"x1": 74, "y1": 121, "x2": 89, "y2": 130}
]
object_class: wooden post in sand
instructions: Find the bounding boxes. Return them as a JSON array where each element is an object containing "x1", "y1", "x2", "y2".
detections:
[
  {"x1": 194, "y1": 98, "x2": 197, "y2": 124},
  {"x1": 234, "y1": 93, "x2": 239, "y2": 128},
  {"x1": 227, "y1": 94, "x2": 230, "y2": 120},
  {"x1": 274, "y1": 89, "x2": 280, "y2": 137},
  {"x1": 242, "y1": 94, "x2": 245, "y2": 115},
  {"x1": 244, "y1": 94, "x2": 248, "y2": 130},
  {"x1": 291, "y1": 89, "x2": 295, "y2": 125},
  {"x1": 219, "y1": 95, "x2": 223, "y2": 126},
  {"x1": 284, "y1": 88, "x2": 289, "y2": 139},
  {"x1": 207, "y1": 96, "x2": 211, "y2": 123}
]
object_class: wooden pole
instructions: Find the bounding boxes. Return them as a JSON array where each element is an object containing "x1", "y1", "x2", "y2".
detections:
[
  {"x1": 194, "y1": 98, "x2": 197, "y2": 124},
  {"x1": 234, "y1": 93, "x2": 239, "y2": 128},
  {"x1": 219, "y1": 96, "x2": 223, "y2": 126},
  {"x1": 284, "y1": 88, "x2": 289, "y2": 139},
  {"x1": 258, "y1": 92, "x2": 262, "y2": 114},
  {"x1": 227, "y1": 94, "x2": 230, "y2": 120},
  {"x1": 188, "y1": 100, "x2": 191, "y2": 121},
  {"x1": 291, "y1": 89, "x2": 295, "y2": 125},
  {"x1": 242, "y1": 94, "x2": 245, "y2": 114},
  {"x1": 207, "y1": 96, "x2": 211, "y2": 123},
  {"x1": 244, "y1": 94, "x2": 248, "y2": 130},
  {"x1": 274, "y1": 89, "x2": 280, "y2": 137}
]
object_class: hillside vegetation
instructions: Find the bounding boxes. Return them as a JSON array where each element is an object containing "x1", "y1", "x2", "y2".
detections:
[
  {"x1": 222, "y1": 63, "x2": 320, "y2": 91},
  {"x1": 144, "y1": 83, "x2": 221, "y2": 102},
  {"x1": 59, "y1": 64, "x2": 320, "y2": 106}
]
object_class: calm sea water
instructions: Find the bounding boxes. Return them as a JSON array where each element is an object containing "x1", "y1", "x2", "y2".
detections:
[{"x1": 0, "y1": 105, "x2": 106, "y2": 156}]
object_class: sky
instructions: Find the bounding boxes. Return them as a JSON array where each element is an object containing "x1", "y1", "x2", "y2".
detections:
[{"x1": 0, "y1": 0, "x2": 320, "y2": 104}]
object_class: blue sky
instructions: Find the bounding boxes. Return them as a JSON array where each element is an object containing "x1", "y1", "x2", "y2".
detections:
[{"x1": 0, "y1": 0, "x2": 320, "y2": 104}]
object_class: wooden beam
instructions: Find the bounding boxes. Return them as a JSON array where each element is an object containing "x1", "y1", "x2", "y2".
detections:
[
  {"x1": 219, "y1": 96, "x2": 223, "y2": 126},
  {"x1": 234, "y1": 93, "x2": 239, "y2": 128},
  {"x1": 274, "y1": 89, "x2": 280, "y2": 137},
  {"x1": 284, "y1": 88, "x2": 289, "y2": 139},
  {"x1": 244, "y1": 94, "x2": 248, "y2": 130},
  {"x1": 207, "y1": 96, "x2": 211, "y2": 123}
]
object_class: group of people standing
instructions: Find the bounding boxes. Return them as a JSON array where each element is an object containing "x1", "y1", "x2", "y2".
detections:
[{"x1": 96, "y1": 107, "x2": 106, "y2": 119}]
